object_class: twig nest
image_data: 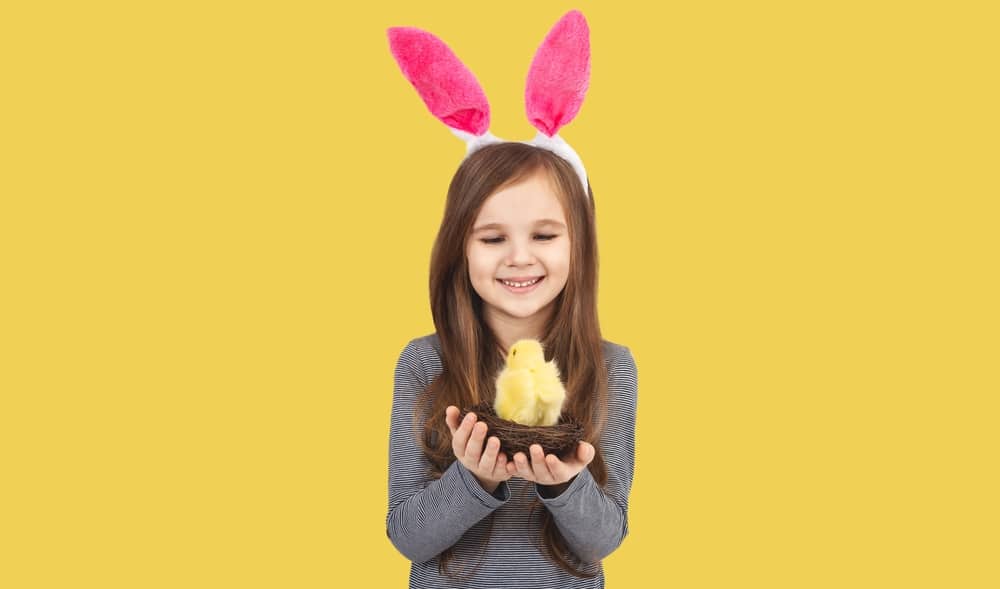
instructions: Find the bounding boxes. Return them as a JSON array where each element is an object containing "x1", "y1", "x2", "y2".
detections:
[{"x1": 459, "y1": 401, "x2": 585, "y2": 461}]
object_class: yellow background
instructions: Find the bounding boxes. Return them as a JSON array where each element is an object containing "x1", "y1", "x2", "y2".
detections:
[{"x1": 2, "y1": 1, "x2": 997, "y2": 587}]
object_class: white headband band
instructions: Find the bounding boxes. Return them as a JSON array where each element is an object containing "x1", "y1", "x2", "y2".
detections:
[
  {"x1": 449, "y1": 129, "x2": 589, "y2": 196},
  {"x1": 388, "y1": 10, "x2": 592, "y2": 196}
]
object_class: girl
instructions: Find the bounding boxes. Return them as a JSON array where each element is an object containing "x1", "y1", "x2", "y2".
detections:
[
  {"x1": 385, "y1": 141, "x2": 638, "y2": 588},
  {"x1": 385, "y1": 10, "x2": 637, "y2": 588}
]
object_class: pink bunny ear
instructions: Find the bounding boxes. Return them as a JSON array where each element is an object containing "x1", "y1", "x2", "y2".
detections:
[
  {"x1": 387, "y1": 27, "x2": 491, "y2": 136},
  {"x1": 525, "y1": 10, "x2": 591, "y2": 137}
]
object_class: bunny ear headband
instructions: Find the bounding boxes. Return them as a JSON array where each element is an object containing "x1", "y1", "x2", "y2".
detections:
[{"x1": 387, "y1": 10, "x2": 591, "y2": 196}]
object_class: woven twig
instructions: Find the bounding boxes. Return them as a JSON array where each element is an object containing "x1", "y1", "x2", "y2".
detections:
[{"x1": 459, "y1": 401, "x2": 584, "y2": 461}]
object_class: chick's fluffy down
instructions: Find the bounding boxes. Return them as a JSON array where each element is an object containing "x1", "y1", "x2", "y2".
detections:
[{"x1": 493, "y1": 339, "x2": 567, "y2": 426}]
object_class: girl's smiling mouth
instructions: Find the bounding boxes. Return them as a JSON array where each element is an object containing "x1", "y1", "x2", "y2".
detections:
[{"x1": 497, "y1": 276, "x2": 545, "y2": 293}]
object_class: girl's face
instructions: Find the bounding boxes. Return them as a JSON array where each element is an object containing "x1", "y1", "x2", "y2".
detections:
[{"x1": 466, "y1": 168, "x2": 571, "y2": 333}]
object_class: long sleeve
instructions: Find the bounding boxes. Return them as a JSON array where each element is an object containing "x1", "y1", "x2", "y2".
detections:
[
  {"x1": 385, "y1": 340, "x2": 511, "y2": 564},
  {"x1": 535, "y1": 345, "x2": 638, "y2": 563}
]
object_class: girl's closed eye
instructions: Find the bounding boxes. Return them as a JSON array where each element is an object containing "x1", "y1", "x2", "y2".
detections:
[{"x1": 481, "y1": 234, "x2": 559, "y2": 245}]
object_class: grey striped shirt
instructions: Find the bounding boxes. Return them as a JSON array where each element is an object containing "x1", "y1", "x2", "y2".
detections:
[{"x1": 386, "y1": 333, "x2": 637, "y2": 588}]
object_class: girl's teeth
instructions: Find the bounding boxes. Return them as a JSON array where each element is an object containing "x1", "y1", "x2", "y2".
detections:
[{"x1": 501, "y1": 278, "x2": 540, "y2": 287}]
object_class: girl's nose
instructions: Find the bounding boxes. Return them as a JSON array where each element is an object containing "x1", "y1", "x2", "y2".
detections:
[{"x1": 505, "y1": 238, "x2": 537, "y2": 266}]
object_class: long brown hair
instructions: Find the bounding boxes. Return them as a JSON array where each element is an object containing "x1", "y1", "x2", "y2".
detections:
[{"x1": 413, "y1": 142, "x2": 608, "y2": 579}]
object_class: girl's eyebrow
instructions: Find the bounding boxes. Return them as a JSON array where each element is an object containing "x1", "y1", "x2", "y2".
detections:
[{"x1": 473, "y1": 219, "x2": 566, "y2": 233}]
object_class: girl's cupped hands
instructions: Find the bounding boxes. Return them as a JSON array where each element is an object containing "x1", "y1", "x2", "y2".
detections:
[{"x1": 507, "y1": 441, "x2": 595, "y2": 487}]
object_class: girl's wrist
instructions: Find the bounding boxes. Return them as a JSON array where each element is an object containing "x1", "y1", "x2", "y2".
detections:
[
  {"x1": 537, "y1": 478, "x2": 573, "y2": 498},
  {"x1": 475, "y1": 475, "x2": 499, "y2": 493}
]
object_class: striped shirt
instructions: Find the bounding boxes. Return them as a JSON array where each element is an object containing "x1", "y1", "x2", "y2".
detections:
[{"x1": 386, "y1": 333, "x2": 638, "y2": 588}]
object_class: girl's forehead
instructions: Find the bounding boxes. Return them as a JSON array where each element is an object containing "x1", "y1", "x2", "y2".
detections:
[{"x1": 476, "y1": 174, "x2": 567, "y2": 223}]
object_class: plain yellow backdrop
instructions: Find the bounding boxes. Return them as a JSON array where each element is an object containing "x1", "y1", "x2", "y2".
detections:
[{"x1": 2, "y1": 1, "x2": 997, "y2": 587}]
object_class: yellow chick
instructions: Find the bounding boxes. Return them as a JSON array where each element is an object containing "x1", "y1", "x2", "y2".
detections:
[{"x1": 494, "y1": 338, "x2": 567, "y2": 426}]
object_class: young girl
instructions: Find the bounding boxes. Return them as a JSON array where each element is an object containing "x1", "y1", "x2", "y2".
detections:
[{"x1": 385, "y1": 11, "x2": 637, "y2": 588}]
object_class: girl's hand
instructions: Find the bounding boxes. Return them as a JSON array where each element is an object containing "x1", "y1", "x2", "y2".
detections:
[
  {"x1": 446, "y1": 406, "x2": 512, "y2": 493},
  {"x1": 506, "y1": 441, "x2": 596, "y2": 488}
]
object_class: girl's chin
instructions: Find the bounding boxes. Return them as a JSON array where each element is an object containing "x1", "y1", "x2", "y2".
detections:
[{"x1": 487, "y1": 297, "x2": 556, "y2": 321}]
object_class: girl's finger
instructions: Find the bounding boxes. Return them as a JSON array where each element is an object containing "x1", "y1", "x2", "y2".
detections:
[
  {"x1": 491, "y1": 451, "x2": 508, "y2": 480},
  {"x1": 562, "y1": 442, "x2": 595, "y2": 471},
  {"x1": 545, "y1": 453, "x2": 565, "y2": 481},
  {"x1": 465, "y1": 421, "x2": 488, "y2": 464},
  {"x1": 445, "y1": 406, "x2": 459, "y2": 435},
  {"x1": 514, "y1": 452, "x2": 534, "y2": 481},
  {"x1": 479, "y1": 436, "x2": 500, "y2": 472},
  {"x1": 529, "y1": 444, "x2": 552, "y2": 483},
  {"x1": 451, "y1": 412, "x2": 476, "y2": 457}
]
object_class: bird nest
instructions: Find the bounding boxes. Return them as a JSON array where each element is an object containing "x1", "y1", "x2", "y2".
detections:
[{"x1": 459, "y1": 401, "x2": 585, "y2": 461}]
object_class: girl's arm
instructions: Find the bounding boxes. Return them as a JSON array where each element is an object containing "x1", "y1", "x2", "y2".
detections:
[
  {"x1": 385, "y1": 339, "x2": 510, "y2": 563},
  {"x1": 536, "y1": 345, "x2": 637, "y2": 563}
]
